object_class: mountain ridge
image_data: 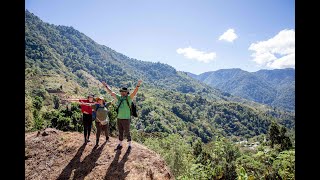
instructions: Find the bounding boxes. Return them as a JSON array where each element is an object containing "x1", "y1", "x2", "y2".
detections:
[{"x1": 187, "y1": 68, "x2": 295, "y2": 111}]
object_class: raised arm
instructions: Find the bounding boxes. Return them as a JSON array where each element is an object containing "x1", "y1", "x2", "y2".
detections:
[
  {"x1": 64, "y1": 98, "x2": 81, "y2": 102},
  {"x1": 130, "y1": 80, "x2": 142, "y2": 99},
  {"x1": 80, "y1": 102, "x2": 96, "y2": 106},
  {"x1": 106, "y1": 99, "x2": 116, "y2": 107},
  {"x1": 111, "y1": 92, "x2": 117, "y2": 102},
  {"x1": 102, "y1": 81, "x2": 117, "y2": 100}
]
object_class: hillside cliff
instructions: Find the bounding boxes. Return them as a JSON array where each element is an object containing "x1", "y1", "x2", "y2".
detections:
[{"x1": 25, "y1": 128, "x2": 173, "y2": 180}]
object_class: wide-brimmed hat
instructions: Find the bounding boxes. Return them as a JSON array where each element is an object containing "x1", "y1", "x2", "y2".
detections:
[
  {"x1": 119, "y1": 87, "x2": 128, "y2": 92},
  {"x1": 96, "y1": 96, "x2": 105, "y2": 101}
]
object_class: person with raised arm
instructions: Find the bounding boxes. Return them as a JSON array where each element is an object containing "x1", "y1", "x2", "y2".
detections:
[
  {"x1": 102, "y1": 80, "x2": 142, "y2": 150},
  {"x1": 91, "y1": 96, "x2": 114, "y2": 146},
  {"x1": 66, "y1": 94, "x2": 95, "y2": 144}
]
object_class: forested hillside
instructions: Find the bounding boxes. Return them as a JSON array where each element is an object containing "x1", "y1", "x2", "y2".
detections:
[{"x1": 25, "y1": 10, "x2": 295, "y2": 179}]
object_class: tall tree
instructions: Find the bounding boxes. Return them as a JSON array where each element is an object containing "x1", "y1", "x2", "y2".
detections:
[{"x1": 269, "y1": 122, "x2": 280, "y2": 148}]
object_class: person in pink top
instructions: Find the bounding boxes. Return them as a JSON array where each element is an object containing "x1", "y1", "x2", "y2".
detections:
[{"x1": 67, "y1": 94, "x2": 95, "y2": 143}]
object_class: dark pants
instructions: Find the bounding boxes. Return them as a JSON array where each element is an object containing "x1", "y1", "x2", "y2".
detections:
[
  {"x1": 117, "y1": 119, "x2": 131, "y2": 142},
  {"x1": 95, "y1": 121, "x2": 109, "y2": 142},
  {"x1": 83, "y1": 113, "x2": 93, "y2": 140}
]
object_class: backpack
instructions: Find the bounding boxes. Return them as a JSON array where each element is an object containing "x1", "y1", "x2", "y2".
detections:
[
  {"x1": 92, "y1": 104, "x2": 104, "y2": 121},
  {"x1": 126, "y1": 98, "x2": 138, "y2": 117},
  {"x1": 116, "y1": 97, "x2": 138, "y2": 117},
  {"x1": 94, "y1": 104, "x2": 110, "y2": 125}
]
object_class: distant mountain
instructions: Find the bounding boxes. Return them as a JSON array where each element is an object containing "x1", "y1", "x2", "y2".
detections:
[
  {"x1": 188, "y1": 68, "x2": 295, "y2": 111},
  {"x1": 254, "y1": 68, "x2": 295, "y2": 86},
  {"x1": 185, "y1": 72, "x2": 198, "y2": 79}
]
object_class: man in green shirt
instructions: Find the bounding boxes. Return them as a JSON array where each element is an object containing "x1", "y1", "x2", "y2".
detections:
[{"x1": 102, "y1": 80, "x2": 142, "y2": 150}]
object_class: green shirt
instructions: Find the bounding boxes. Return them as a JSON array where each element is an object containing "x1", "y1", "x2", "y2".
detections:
[
  {"x1": 116, "y1": 94, "x2": 132, "y2": 119},
  {"x1": 91, "y1": 102, "x2": 111, "y2": 124}
]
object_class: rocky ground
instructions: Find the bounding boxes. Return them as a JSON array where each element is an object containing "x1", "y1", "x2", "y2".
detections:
[{"x1": 25, "y1": 128, "x2": 173, "y2": 180}]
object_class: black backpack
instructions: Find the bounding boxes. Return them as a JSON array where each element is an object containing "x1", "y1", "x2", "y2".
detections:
[
  {"x1": 127, "y1": 99, "x2": 138, "y2": 117},
  {"x1": 116, "y1": 97, "x2": 138, "y2": 117}
]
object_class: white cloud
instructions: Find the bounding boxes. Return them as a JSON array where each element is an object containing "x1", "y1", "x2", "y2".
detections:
[
  {"x1": 249, "y1": 29, "x2": 295, "y2": 69},
  {"x1": 176, "y1": 47, "x2": 217, "y2": 63},
  {"x1": 219, "y1": 28, "x2": 238, "y2": 42}
]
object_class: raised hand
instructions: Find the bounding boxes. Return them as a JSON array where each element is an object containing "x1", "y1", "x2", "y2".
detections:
[
  {"x1": 65, "y1": 98, "x2": 79, "y2": 102},
  {"x1": 102, "y1": 80, "x2": 114, "y2": 96}
]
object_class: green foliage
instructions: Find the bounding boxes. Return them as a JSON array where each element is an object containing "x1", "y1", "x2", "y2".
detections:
[
  {"x1": 131, "y1": 129, "x2": 167, "y2": 144},
  {"x1": 236, "y1": 166, "x2": 248, "y2": 180},
  {"x1": 269, "y1": 121, "x2": 280, "y2": 148},
  {"x1": 178, "y1": 163, "x2": 211, "y2": 180},
  {"x1": 74, "y1": 86, "x2": 79, "y2": 94},
  {"x1": 172, "y1": 104, "x2": 194, "y2": 122},
  {"x1": 32, "y1": 88, "x2": 47, "y2": 99},
  {"x1": 32, "y1": 111, "x2": 44, "y2": 130},
  {"x1": 32, "y1": 96, "x2": 43, "y2": 110},
  {"x1": 53, "y1": 95, "x2": 60, "y2": 109},
  {"x1": 56, "y1": 103, "x2": 83, "y2": 132},
  {"x1": 30, "y1": 96, "x2": 45, "y2": 130},
  {"x1": 144, "y1": 134, "x2": 194, "y2": 177},
  {"x1": 56, "y1": 116, "x2": 72, "y2": 131},
  {"x1": 107, "y1": 104, "x2": 118, "y2": 135},
  {"x1": 211, "y1": 137, "x2": 240, "y2": 179},
  {"x1": 272, "y1": 150, "x2": 295, "y2": 179},
  {"x1": 268, "y1": 121, "x2": 292, "y2": 150},
  {"x1": 25, "y1": 95, "x2": 34, "y2": 131},
  {"x1": 192, "y1": 139, "x2": 203, "y2": 157},
  {"x1": 235, "y1": 141, "x2": 295, "y2": 179},
  {"x1": 182, "y1": 136, "x2": 241, "y2": 180},
  {"x1": 40, "y1": 102, "x2": 84, "y2": 132},
  {"x1": 236, "y1": 154, "x2": 265, "y2": 178},
  {"x1": 279, "y1": 126, "x2": 293, "y2": 151}
]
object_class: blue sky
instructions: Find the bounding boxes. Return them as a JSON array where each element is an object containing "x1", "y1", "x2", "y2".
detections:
[{"x1": 26, "y1": 0, "x2": 295, "y2": 75}]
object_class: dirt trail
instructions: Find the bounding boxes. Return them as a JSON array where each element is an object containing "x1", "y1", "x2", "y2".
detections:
[{"x1": 25, "y1": 128, "x2": 173, "y2": 180}]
